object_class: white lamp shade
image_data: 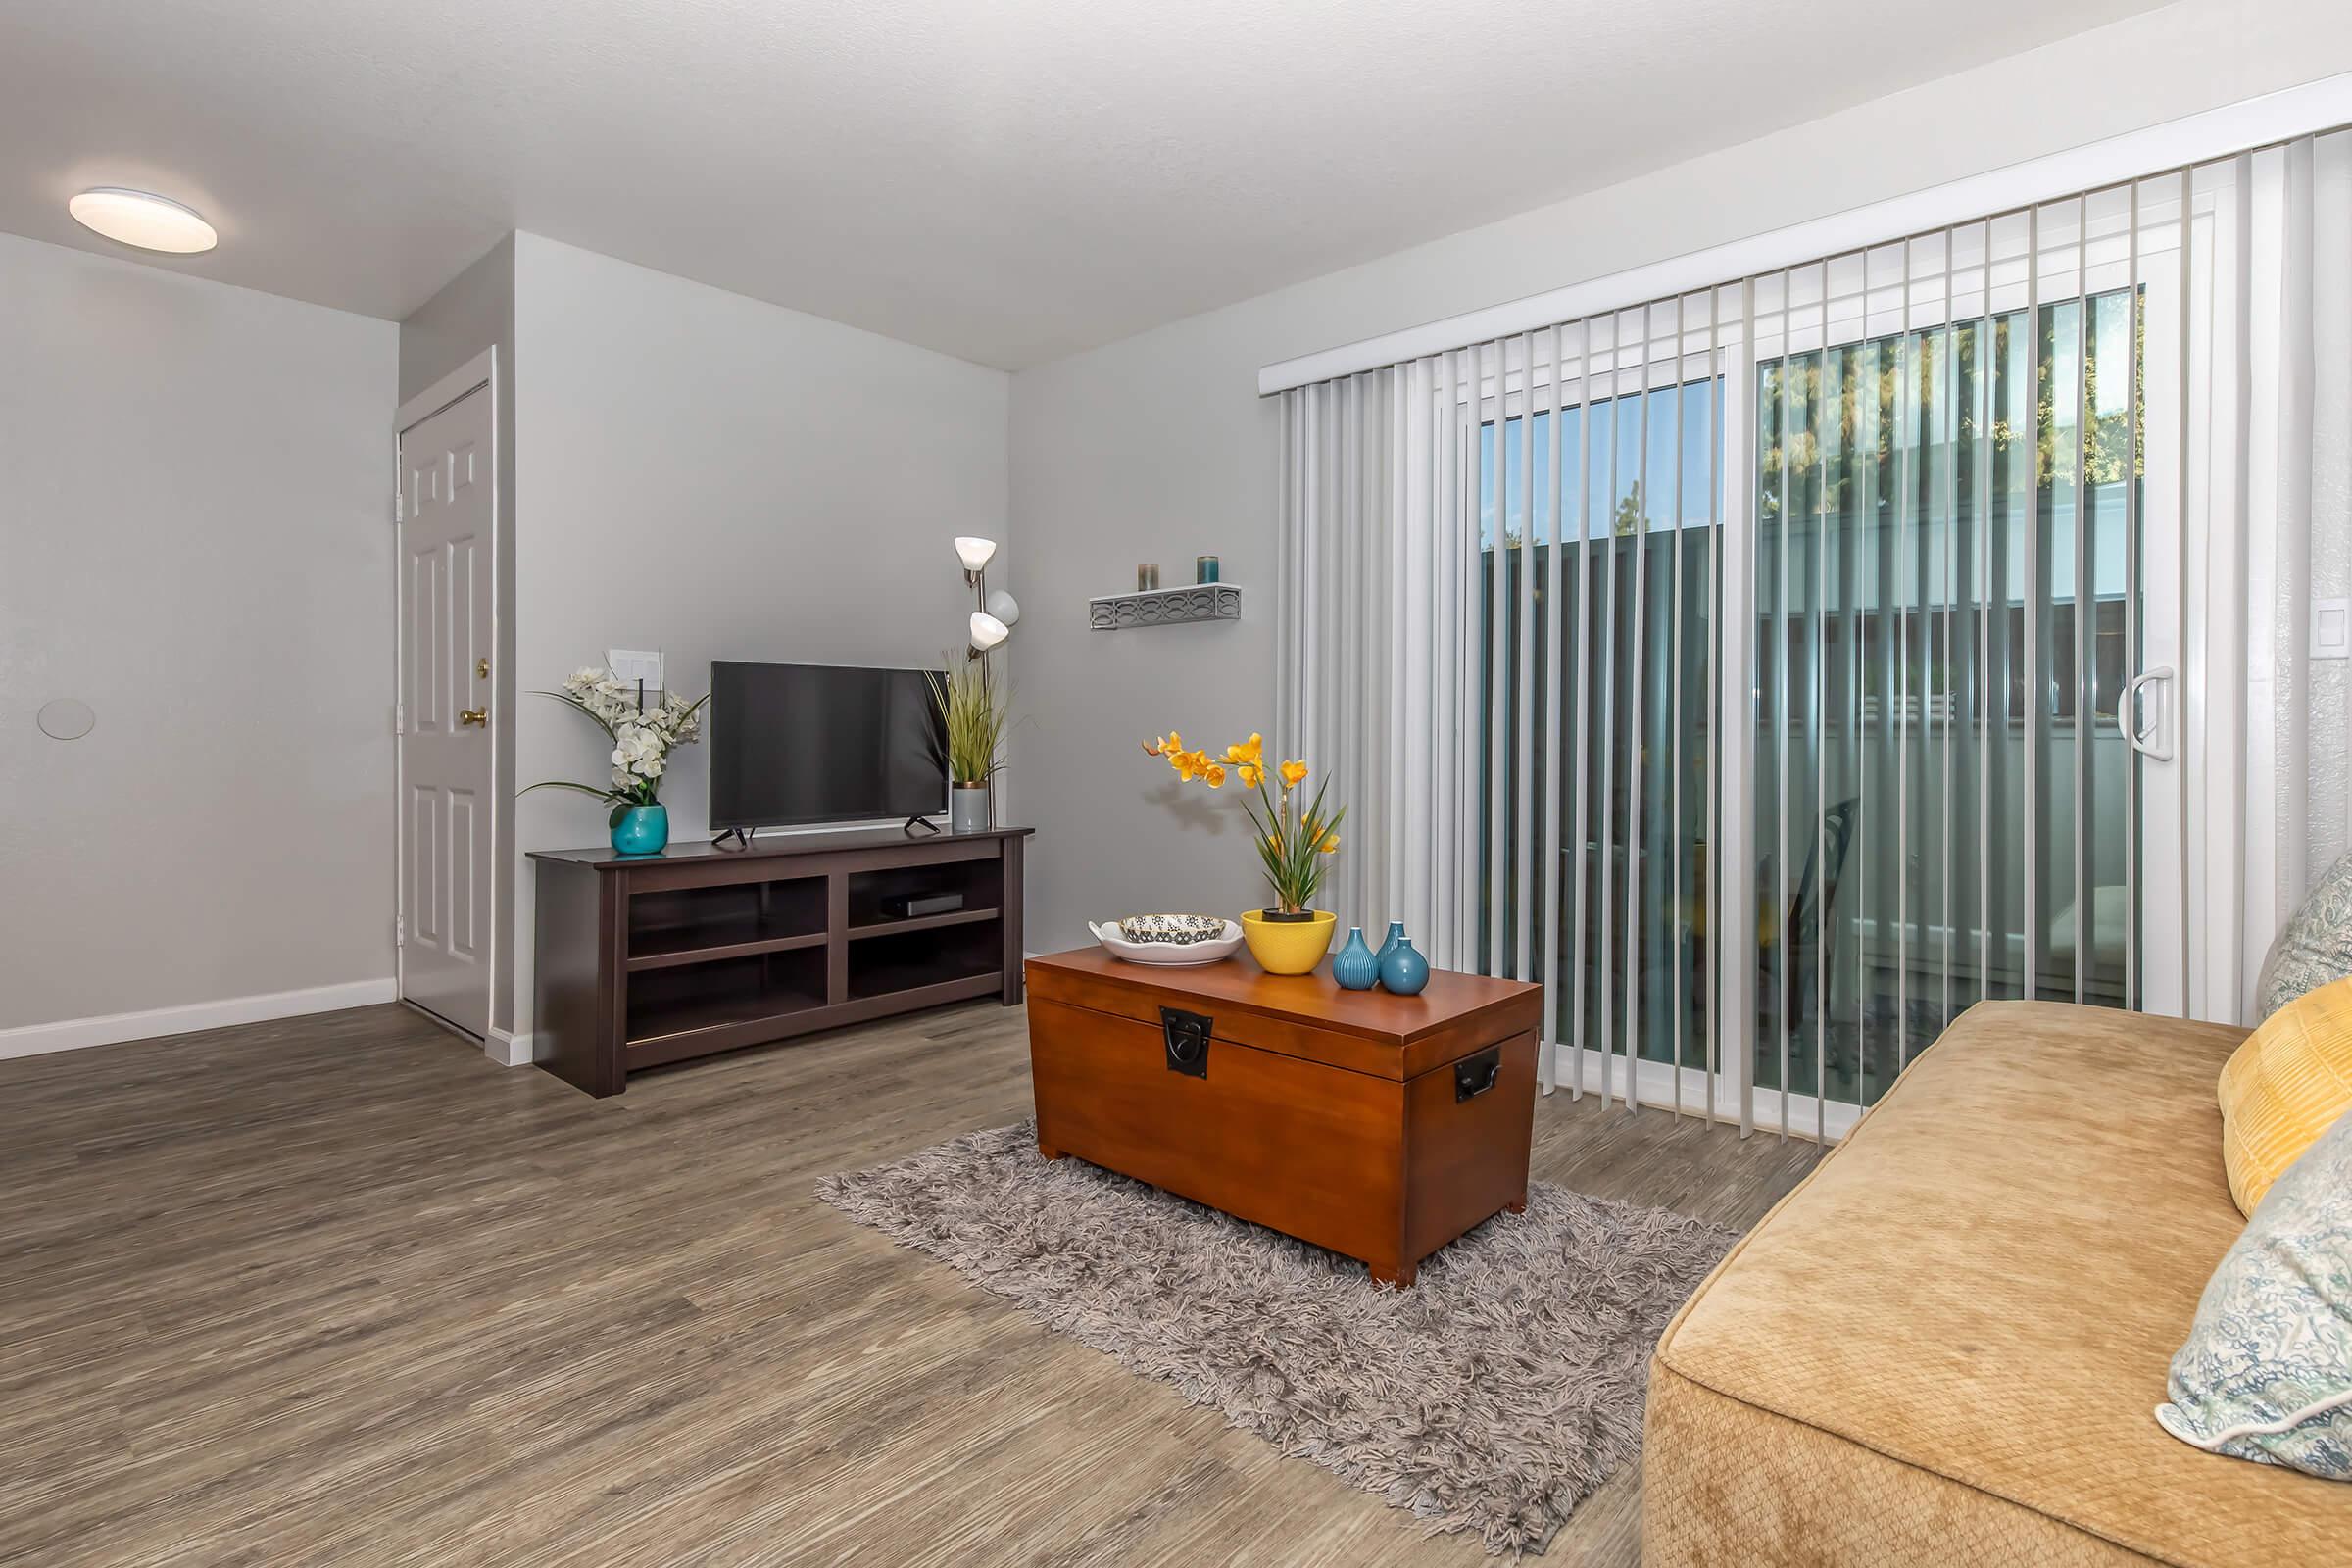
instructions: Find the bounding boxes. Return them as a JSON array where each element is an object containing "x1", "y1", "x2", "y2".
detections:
[
  {"x1": 968, "y1": 611, "x2": 1009, "y2": 651},
  {"x1": 985, "y1": 588, "x2": 1021, "y2": 627},
  {"x1": 955, "y1": 535, "x2": 999, "y2": 572},
  {"x1": 68, "y1": 188, "x2": 218, "y2": 254}
]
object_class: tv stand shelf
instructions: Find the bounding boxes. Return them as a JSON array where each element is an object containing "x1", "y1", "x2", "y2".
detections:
[
  {"x1": 846, "y1": 906, "x2": 1000, "y2": 940},
  {"x1": 529, "y1": 825, "x2": 1030, "y2": 1097}
]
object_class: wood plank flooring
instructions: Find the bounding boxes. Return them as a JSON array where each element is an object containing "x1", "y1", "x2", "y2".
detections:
[{"x1": 1, "y1": 1000, "x2": 1819, "y2": 1567}]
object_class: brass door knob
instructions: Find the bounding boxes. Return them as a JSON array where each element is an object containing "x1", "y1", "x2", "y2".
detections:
[{"x1": 459, "y1": 708, "x2": 488, "y2": 727}]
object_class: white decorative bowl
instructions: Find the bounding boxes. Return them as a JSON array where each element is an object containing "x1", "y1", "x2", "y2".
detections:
[{"x1": 1089, "y1": 916, "x2": 1245, "y2": 966}]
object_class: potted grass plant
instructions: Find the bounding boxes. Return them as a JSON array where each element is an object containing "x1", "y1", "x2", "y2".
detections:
[
  {"x1": 1141, "y1": 730, "x2": 1345, "y2": 974},
  {"x1": 927, "y1": 660, "x2": 1010, "y2": 833}
]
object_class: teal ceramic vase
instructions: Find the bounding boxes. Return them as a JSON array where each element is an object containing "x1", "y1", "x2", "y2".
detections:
[
  {"x1": 1378, "y1": 935, "x2": 1431, "y2": 997},
  {"x1": 611, "y1": 803, "x2": 669, "y2": 856},
  {"x1": 1332, "y1": 926, "x2": 1379, "y2": 991},
  {"x1": 1375, "y1": 920, "x2": 1406, "y2": 978}
]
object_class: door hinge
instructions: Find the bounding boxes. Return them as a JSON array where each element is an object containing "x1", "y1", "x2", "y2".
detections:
[
  {"x1": 395, "y1": 914, "x2": 407, "y2": 948},
  {"x1": 393, "y1": 703, "x2": 406, "y2": 736},
  {"x1": 393, "y1": 489, "x2": 404, "y2": 525}
]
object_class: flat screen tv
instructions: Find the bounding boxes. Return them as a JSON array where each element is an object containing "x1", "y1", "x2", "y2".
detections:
[{"x1": 709, "y1": 662, "x2": 947, "y2": 830}]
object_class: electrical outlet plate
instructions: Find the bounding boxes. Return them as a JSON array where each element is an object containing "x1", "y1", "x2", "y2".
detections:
[
  {"x1": 606, "y1": 648, "x2": 665, "y2": 693},
  {"x1": 2314, "y1": 600, "x2": 2350, "y2": 662}
]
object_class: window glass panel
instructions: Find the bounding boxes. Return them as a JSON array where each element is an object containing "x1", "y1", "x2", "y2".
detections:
[
  {"x1": 1749, "y1": 282, "x2": 2141, "y2": 1114},
  {"x1": 1479, "y1": 374, "x2": 1721, "y2": 1080}
]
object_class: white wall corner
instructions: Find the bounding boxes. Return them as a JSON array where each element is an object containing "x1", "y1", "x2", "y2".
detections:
[
  {"x1": 0, "y1": 978, "x2": 399, "y2": 1061},
  {"x1": 484, "y1": 1027, "x2": 537, "y2": 1067}
]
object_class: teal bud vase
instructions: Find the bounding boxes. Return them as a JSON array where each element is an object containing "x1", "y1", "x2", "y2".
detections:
[
  {"x1": 1375, "y1": 920, "x2": 1406, "y2": 972},
  {"x1": 1332, "y1": 926, "x2": 1379, "y2": 991},
  {"x1": 1378, "y1": 935, "x2": 1431, "y2": 997},
  {"x1": 611, "y1": 803, "x2": 669, "y2": 856}
]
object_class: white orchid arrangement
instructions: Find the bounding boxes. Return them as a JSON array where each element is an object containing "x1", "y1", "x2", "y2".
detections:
[{"x1": 521, "y1": 666, "x2": 709, "y2": 826}]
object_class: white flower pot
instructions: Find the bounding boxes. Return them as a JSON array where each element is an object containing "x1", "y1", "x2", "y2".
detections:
[{"x1": 951, "y1": 785, "x2": 991, "y2": 834}]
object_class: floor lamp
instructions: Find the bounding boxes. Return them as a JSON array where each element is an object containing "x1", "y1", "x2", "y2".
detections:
[{"x1": 949, "y1": 536, "x2": 1018, "y2": 832}]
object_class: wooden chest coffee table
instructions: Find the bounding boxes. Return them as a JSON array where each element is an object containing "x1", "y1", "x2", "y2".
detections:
[{"x1": 1024, "y1": 947, "x2": 1544, "y2": 1287}]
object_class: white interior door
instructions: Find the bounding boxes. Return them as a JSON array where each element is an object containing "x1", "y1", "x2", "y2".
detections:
[{"x1": 398, "y1": 386, "x2": 493, "y2": 1038}]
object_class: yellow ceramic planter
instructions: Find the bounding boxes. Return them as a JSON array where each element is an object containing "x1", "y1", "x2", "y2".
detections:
[{"x1": 1240, "y1": 909, "x2": 1337, "y2": 975}]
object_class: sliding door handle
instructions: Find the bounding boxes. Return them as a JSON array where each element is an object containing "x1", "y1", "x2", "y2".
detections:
[{"x1": 2119, "y1": 666, "x2": 2174, "y2": 762}]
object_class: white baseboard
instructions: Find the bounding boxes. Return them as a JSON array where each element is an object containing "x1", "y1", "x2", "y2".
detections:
[
  {"x1": 484, "y1": 1027, "x2": 536, "y2": 1067},
  {"x1": 0, "y1": 977, "x2": 400, "y2": 1061}
]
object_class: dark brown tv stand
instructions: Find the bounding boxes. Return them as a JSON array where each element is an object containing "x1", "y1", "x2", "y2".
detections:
[{"x1": 528, "y1": 825, "x2": 1030, "y2": 1097}]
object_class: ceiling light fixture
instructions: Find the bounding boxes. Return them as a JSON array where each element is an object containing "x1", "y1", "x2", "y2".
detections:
[{"x1": 68, "y1": 188, "x2": 218, "y2": 254}]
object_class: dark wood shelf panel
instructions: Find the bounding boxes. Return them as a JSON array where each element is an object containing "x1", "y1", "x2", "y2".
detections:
[
  {"x1": 848, "y1": 964, "x2": 994, "y2": 1003},
  {"x1": 856, "y1": 973, "x2": 1002, "y2": 1010},
  {"x1": 624, "y1": 985, "x2": 827, "y2": 1049},
  {"x1": 846, "y1": 921, "x2": 1004, "y2": 1002},
  {"x1": 626, "y1": 926, "x2": 828, "y2": 972},
  {"x1": 623, "y1": 973, "x2": 1003, "y2": 1073},
  {"x1": 531, "y1": 825, "x2": 1032, "y2": 870},
  {"x1": 845, "y1": 906, "x2": 1001, "y2": 942},
  {"x1": 837, "y1": 970, "x2": 1004, "y2": 1014}
]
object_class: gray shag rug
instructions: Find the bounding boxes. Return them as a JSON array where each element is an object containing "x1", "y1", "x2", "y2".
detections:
[{"x1": 816, "y1": 1121, "x2": 1735, "y2": 1556}]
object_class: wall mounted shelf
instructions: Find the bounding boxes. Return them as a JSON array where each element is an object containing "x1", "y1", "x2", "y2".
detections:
[{"x1": 1089, "y1": 583, "x2": 1243, "y2": 631}]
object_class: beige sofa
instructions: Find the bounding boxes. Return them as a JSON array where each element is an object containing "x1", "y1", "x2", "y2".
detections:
[{"x1": 1642, "y1": 1001, "x2": 2351, "y2": 1565}]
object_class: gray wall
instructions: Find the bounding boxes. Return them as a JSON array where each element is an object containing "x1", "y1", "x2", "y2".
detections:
[
  {"x1": 0, "y1": 231, "x2": 397, "y2": 1029},
  {"x1": 1007, "y1": 0, "x2": 2352, "y2": 956},
  {"x1": 508, "y1": 234, "x2": 1009, "y2": 1038},
  {"x1": 398, "y1": 237, "x2": 521, "y2": 1037},
  {"x1": 399, "y1": 235, "x2": 515, "y2": 407}
]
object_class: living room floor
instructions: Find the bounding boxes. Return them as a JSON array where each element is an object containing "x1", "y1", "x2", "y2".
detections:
[{"x1": 3, "y1": 1001, "x2": 1819, "y2": 1567}]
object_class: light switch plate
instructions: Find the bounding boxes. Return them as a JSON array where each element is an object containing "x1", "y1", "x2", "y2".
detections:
[
  {"x1": 2313, "y1": 601, "x2": 2350, "y2": 662},
  {"x1": 606, "y1": 648, "x2": 665, "y2": 693}
]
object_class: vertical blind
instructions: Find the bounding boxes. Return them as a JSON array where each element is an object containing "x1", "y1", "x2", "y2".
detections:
[
  {"x1": 1748, "y1": 187, "x2": 2163, "y2": 1137},
  {"x1": 1278, "y1": 127, "x2": 2352, "y2": 1139}
]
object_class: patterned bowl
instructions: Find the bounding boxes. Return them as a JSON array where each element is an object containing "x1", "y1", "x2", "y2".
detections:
[
  {"x1": 1117, "y1": 913, "x2": 1231, "y2": 946},
  {"x1": 1089, "y1": 916, "x2": 1245, "y2": 966}
]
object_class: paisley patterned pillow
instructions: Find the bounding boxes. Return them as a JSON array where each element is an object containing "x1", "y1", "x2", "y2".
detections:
[
  {"x1": 2156, "y1": 1107, "x2": 2352, "y2": 1479},
  {"x1": 2257, "y1": 851, "x2": 2352, "y2": 1019}
]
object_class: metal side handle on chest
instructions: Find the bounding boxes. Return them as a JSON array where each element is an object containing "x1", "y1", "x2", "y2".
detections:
[
  {"x1": 1162, "y1": 1006, "x2": 1212, "y2": 1079},
  {"x1": 1455, "y1": 1047, "x2": 1501, "y2": 1102}
]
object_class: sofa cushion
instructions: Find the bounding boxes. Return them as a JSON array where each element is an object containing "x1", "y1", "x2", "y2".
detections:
[
  {"x1": 1649, "y1": 1001, "x2": 2351, "y2": 1567},
  {"x1": 2257, "y1": 849, "x2": 2352, "y2": 1019},
  {"x1": 2159, "y1": 1105, "x2": 2352, "y2": 1479},
  {"x1": 2219, "y1": 976, "x2": 2352, "y2": 1215}
]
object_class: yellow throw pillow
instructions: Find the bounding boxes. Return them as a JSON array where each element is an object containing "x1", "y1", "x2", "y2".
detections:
[{"x1": 2219, "y1": 975, "x2": 2352, "y2": 1215}]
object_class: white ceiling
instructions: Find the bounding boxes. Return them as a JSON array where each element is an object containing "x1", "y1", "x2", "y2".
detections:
[{"x1": 0, "y1": 0, "x2": 2165, "y2": 369}]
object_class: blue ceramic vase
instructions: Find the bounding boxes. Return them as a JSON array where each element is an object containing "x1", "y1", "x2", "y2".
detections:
[
  {"x1": 1332, "y1": 926, "x2": 1380, "y2": 991},
  {"x1": 1375, "y1": 920, "x2": 1406, "y2": 970},
  {"x1": 1379, "y1": 935, "x2": 1431, "y2": 997},
  {"x1": 611, "y1": 803, "x2": 669, "y2": 856}
]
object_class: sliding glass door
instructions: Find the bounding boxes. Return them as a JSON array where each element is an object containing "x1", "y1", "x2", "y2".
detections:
[
  {"x1": 1753, "y1": 288, "x2": 2144, "y2": 1125},
  {"x1": 1744, "y1": 188, "x2": 2201, "y2": 1132},
  {"x1": 1473, "y1": 176, "x2": 2206, "y2": 1134}
]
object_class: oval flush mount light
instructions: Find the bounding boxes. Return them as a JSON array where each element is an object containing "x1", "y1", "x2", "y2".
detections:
[{"x1": 68, "y1": 188, "x2": 218, "y2": 254}]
